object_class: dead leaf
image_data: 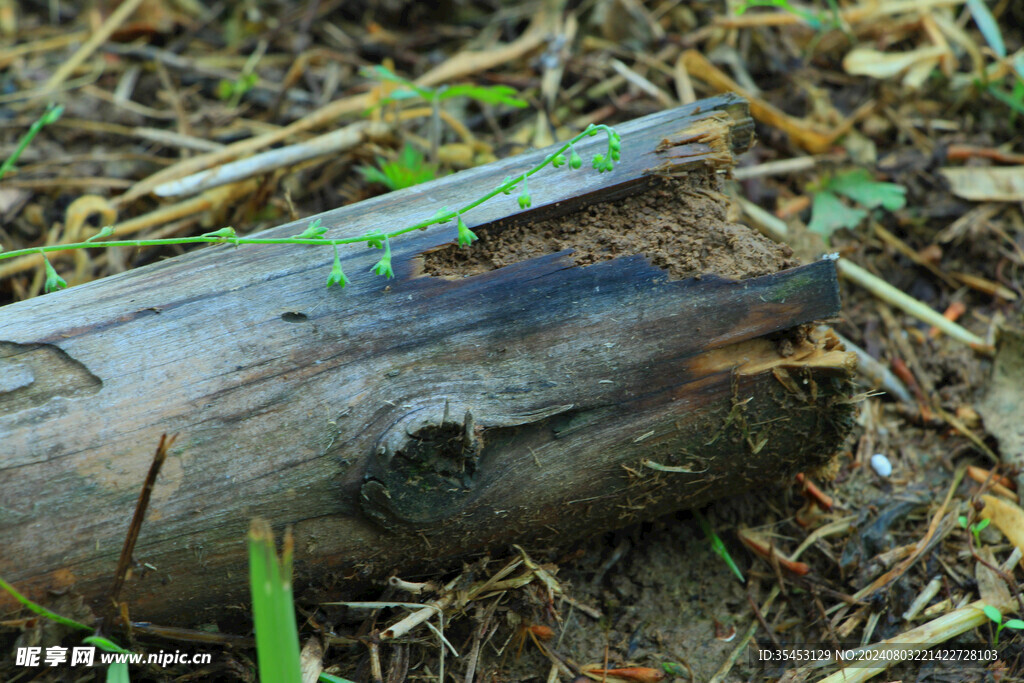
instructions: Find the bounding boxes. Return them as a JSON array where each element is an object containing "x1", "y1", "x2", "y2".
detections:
[
  {"x1": 975, "y1": 546, "x2": 1012, "y2": 610},
  {"x1": 940, "y1": 167, "x2": 1024, "y2": 201},
  {"x1": 843, "y1": 45, "x2": 947, "y2": 80},
  {"x1": 979, "y1": 494, "x2": 1024, "y2": 555}
]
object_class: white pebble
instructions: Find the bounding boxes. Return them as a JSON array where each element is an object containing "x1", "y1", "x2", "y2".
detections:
[{"x1": 870, "y1": 453, "x2": 892, "y2": 478}]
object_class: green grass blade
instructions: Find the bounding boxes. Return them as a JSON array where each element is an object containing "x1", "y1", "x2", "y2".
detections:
[
  {"x1": 0, "y1": 103, "x2": 64, "y2": 179},
  {"x1": 106, "y1": 662, "x2": 130, "y2": 683},
  {"x1": 439, "y1": 84, "x2": 528, "y2": 107},
  {"x1": 986, "y1": 81, "x2": 1024, "y2": 115},
  {"x1": 0, "y1": 574, "x2": 92, "y2": 631},
  {"x1": 320, "y1": 673, "x2": 358, "y2": 683},
  {"x1": 249, "y1": 519, "x2": 303, "y2": 683},
  {"x1": 696, "y1": 511, "x2": 745, "y2": 582},
  {"x1": 83, "y1": 635, "x2": 134, "y2": 655}
]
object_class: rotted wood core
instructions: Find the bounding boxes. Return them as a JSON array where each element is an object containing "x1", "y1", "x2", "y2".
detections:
[{"x1": 423, "y1": 174, "x2": 798, "y2": 282}]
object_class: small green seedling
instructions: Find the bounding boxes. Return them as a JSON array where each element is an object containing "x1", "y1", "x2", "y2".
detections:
[
  {"x1": 358, "y1": 143, "x2": 440, "y2": 191},
  {"x1": 984, "y1": 71, "x2": 1024, "y2": 120},
  {"x1": 662, "y1": 662, "x2": 689, "y2": 677},
  {"x1": 2, "y1": 124, "x2": 621, "y2": 293},
  {"x1": 363, "y1": 64, "x2": 528, "y2": 160},
  {"x1": 982, "y1": 605, "x2": 1024, "y2": 647},
  {"x1": 364, "y1": 64, "x2": 528, "y2": 112},
  {"x1": 736, "y1": 0, "x2": 842, "y2": 33},
  {"x1": 962, "y1": 0, "x2": 1024, "y2": 119},
  {"x1": 217, "y1": 72, "x2": 259, "y2": 106},
  {"x1": 696, "y1": 510, "x2": 745, "y2": 583},
  {"x1": 807, "y1": 168, "x2": 906, "y2": 244},
  {"x1": 958, "y1": 515, "x2": 991, "y2": 546},
  {"x1": 216, "y1": 41, "x2": 265, "y2": 108},
  {"x1": 0, "y1": 103, "x2": 64, "y2": 179}
]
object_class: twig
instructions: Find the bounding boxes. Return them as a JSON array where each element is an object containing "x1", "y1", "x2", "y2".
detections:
[
  {"x1": 129, "y1": 621, "x2": 253, "y2": 646},
  {"x1": 716, "y1": 0, "x2": 966, "y2": 28},
  {"x1": 746, "y1": 590, "x2": 781, "y2": 651},
  {"x1": 381, "y1": 596, "x2": 453, "y2": 641},
  {"x1": 105, "y1": 433, "x2": 177, "y2": 624},
  {"x1": 154, "y1": 121, "x2": 391, "y2": 197},
  {"x1": 709, "y1": 586, "x2": 779, "y2": 683},
  {"x1": 850, "y1": 466, "x2": 967, "y2": 603},
  {"x1": 118, "y1": 9, "x2": 554, "y2": 203},
  {"x1": 40, "y1": 0, "x2": 148, "y2": 97},
  {"x1": 609, "y1": 59, "x2": 676, "y2": 108},
  {"x1": 828, "y1": 329, "x2": 913, "y2": 404},
  {"x1": 369, "y1": 636, "x2": 384, "y2": 683},
  {"x1": 734, "y1": 181, "x2": 992, "y2": 354},
  {"x1": 818, "y1": 597, "x2": 1018, "y2": 683},
  {"x1": 837, "y1": 258, "x2": 992, "y2": 353}
]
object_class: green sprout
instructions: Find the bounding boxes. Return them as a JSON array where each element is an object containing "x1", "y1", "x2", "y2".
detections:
[
  {"x1": 327, "y1": 244, "x2": 349, "y2": 288},
  {"x1": 965, "y1": 0, "x2": 1024, "y2": 120},
  {"x1": 807, "y1": 168, "x2": 906, "y2": 244},
  {"x1": 984, "y1": 72, "x2": 1024, "y2": 121},
  {"x1": 0, "y1": 103, "x2": 64, "y2": 179},
  {"x1": 736, "y1": 0, "x2": 842, "y2": 33},
  {"x1": 518, "y1": 176, "x2": 532, "y2": 209},
  {"x1": 217, "y1": 72, "x2": 259, "y2": 105},
  {"x1": 217, "y1": 42, "x2": 264, "y2": 108},
  {"x1": 958, "y1": 515, "x2": 991, "y2": 546},
  {"x1": 41, "y1": 252, "x2": 68, "y2": 293},
  {"x1": 364, "y1": 65, "x2": 528, "y2": 110},
  {"x1": 982, "y1": 605, "x2": 1024, "y2": 647},
  {"x1": 1, "y1": 124, "x2": 622, "y2": 293},
  {"x1": 363, "y1": 64, "x2": 528, "y2": 161},
  {"x1": 370, "y1": 237, "x2": 395, "y2": 279},
  {"x1": 696, "y1": 510, "x2": 745, "y2": 583},
  {"x1": 456, "y1": 215, "x2": 477, "y2": 247},
  {"x1": 358, "y1": 143, "x2": 440, "y2": 191}
]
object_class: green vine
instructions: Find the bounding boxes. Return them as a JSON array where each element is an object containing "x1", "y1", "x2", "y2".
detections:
[{"x1": 3, "y1": 124, "x2": 622, "y2": 293}]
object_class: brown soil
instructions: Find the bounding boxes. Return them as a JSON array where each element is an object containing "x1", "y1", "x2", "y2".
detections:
[{"x1": 424, "y1": 175, "x2": 798, "y2": 281}]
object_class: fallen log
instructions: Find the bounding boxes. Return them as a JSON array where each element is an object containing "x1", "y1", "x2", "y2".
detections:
[{"x1": 0, "y1": 94, "x2": 855, "y2": 623}]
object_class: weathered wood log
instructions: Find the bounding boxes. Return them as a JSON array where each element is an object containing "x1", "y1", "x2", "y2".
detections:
[{"x1": 0, "y1": 94, "x2": 855, "y2": 623}]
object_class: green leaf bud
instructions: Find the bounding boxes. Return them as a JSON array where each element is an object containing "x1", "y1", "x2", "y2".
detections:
[
  {"x1": 86, "y1": 226, "x2": 115, "y2": 243},
  {"x1": 42, "y1": 254, "x2": 67, "y2": 293},
  {"x1": 569, "y1": 148, "x2": 582, "y2": 169},
  {"x1": 371, "y1": 258, "x2": 394, "y2": 279},
  {"x1": 326, "y1": 245, "x2": 349, "y2": 288},
  {"x1": 370, "y1": 237, "x2": 394, "y2": 278},
  {"x1": 294, "y1": 219, "x2": 328, "y2": 239},
  {"x1": 457, "y1": 216, "x2": 478, "y2": 247},
  {"x1": 201, "y1": 226, "x2": 237, "y2": 239}
]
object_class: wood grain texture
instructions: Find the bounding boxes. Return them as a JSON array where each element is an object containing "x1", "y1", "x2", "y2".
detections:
[{"x1": 0, "y1": 95, "x2": 854, "y2": 622}]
